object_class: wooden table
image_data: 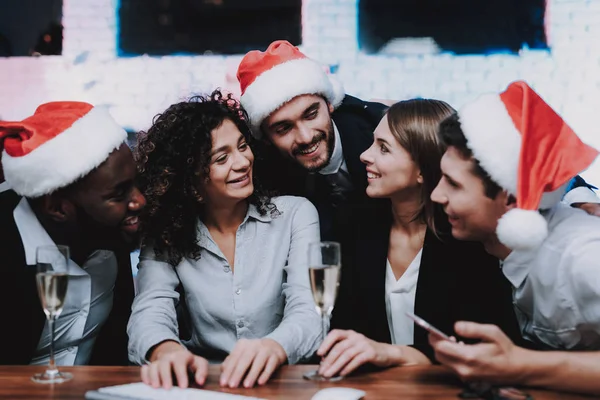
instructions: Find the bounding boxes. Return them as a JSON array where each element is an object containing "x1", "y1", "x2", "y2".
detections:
[{"x1": 0, "y1": 365, "x2": 591, "y2": 399}]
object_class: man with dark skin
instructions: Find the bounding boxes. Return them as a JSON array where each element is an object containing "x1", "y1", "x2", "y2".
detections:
[{"x1": 0, "y1": 101, "x2": 146, "y2": 366}]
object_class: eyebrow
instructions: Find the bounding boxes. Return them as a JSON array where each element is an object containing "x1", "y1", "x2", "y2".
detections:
[
  {"x1": 102, "y1": 179, "x2": 133, "y2": 198},
  {"x1": 303, "y1": 102, "x2": 320, "y2": 115},
  {"x1": 443, "y1": 173, "x2": 460, "y2": 186},
  {"x1": 375, "y1": 137, "x2": 391, "y2": 146},
  {"x1": 210, "y1": 135, "x2": 245, "y2": 157},
  {"x1": 267, "y1": 101, "x2": 320, "y2": 131}
]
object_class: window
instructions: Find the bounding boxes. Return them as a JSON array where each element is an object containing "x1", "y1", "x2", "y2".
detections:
[
  {"x1": 0, "y1": 0, "x2": 62, "y2": 57},
  {"x1": 358, "y1": 0, "x2": 548, "y2": 55},
  {"x1": 118, "y1": 0, "x2": 302, "y2": 56}
]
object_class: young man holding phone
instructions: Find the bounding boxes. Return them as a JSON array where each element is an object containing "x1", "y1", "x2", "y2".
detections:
[{"x1": 429, "y1": 81, "x2": 600, "y2": 395}]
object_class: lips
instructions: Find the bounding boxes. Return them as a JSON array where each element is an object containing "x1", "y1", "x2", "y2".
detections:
[
  {"x1": 121, "y1": 216, "x2": 140, "y2": 233},
  {"x1": 293, "y1": 133, "x2": 326, "y2": 158},
  {"x1": 366, "y1": 169, "x2": 381, "y2": 179},
  {"x1": 447, "y1": 215, "x2": 459, "y2": 225},
  {"x1": 297, "y1": 142, "x2": 320, "y2": 156},
  {"x1": 228, "y1": 173, "x2": 250, "y2": 184}
]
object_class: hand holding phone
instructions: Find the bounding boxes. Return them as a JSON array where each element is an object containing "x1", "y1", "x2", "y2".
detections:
[{"x1": 405, "y1": 311, "x2": 451, "y2": 341}]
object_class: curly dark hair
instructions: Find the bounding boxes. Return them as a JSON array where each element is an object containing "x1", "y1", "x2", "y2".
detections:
[{"x1": 135, "y1": 89, "x2": 279, "y2": 266}]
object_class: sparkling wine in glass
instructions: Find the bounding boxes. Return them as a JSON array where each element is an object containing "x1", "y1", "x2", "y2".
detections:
[
  {"x1": 32, "y1": 245, "x2": 73, "y2": 384},
  {"x1": 303, "y1": 241, "x2": 342, "y2": 381}
]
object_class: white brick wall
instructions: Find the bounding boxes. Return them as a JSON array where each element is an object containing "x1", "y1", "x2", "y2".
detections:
[{"x1": 1, "y1": 0, "x2": 599, "y2": 181}]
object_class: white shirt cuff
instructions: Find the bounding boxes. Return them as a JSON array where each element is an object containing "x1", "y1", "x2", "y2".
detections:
[{"x1": 563, "y1": 187, "x2": 600, "y2": 205}]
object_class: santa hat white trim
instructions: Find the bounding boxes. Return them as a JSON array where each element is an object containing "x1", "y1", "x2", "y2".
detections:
[
  {"x1": 2, "y1": 106, "x2": 127, "y2": 198},
  {"x1": 240, "y1": 58, "x2": 345, "y2": 138},
  {"x1": 457, "y1": 94, "x2": 521, "y2": 195}
]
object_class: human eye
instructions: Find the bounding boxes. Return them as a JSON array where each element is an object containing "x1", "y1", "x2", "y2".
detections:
[
  {"x1": 306, "y1": 109, "x2": 318, "y2": 119},
  {"x1": 275, "y1": 124, "x2": 291, "y2": 135},
  {"x1": 215, "y1": 154, "x2": 227, "y2": 164},
  {"x1": 445, "y1": 176, "x2": 459, "y2": 188}
]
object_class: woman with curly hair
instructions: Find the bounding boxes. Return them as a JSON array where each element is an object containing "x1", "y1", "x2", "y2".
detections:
[{"x1": 127, "y1": 90, "x2": 321, "y2": 389}]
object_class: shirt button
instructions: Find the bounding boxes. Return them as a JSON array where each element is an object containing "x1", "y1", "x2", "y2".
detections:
[
  {"x1": 223, "y1": 266, "x2": 230, "y2": 273},
  {"x1": 237, "y1": 321, "x2": 244, "y2": 328},
  {"x1": 235, "y1": 288, "x2": 241, "y2": 295}
]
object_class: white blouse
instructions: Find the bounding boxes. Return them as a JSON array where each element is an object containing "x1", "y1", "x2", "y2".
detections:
[{"x1": 385, "y1": 249, "x2": 422, "y2": 345}]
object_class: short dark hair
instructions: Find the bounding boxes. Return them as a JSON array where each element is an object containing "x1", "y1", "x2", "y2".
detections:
[{"x1": 438, "y1": 114, "x2": 502, "y2": 199}]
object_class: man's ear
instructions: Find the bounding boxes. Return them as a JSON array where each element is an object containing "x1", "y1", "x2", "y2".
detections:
[
  {"x1": 505, "y1": 193, "x2": 517, "y2": 210},
  {"x1": 328, "y1": 102, "x2": 334, "y2": 114},
  {"x1": 41, "y1": 193, "x2": 77, "y2": 223}
]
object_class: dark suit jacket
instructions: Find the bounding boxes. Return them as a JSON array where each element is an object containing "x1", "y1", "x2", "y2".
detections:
[
  {"x1": 330, "y1": 200, "x2": 528, "y2": 362},
  {"x1": 254, "y1": 95, "x2": 387, "y2": 241},
  {"x1": 0, "y1": 190, "x2": 134, "y2": 365}
]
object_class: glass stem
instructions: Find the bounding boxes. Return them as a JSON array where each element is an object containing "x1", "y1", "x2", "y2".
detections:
[
  {"x1": 321, "y1": 314, "x2": 328, "y2": 344},
  {"x1": 47, "y1": 316, "x2": 57, "y2": 375}
]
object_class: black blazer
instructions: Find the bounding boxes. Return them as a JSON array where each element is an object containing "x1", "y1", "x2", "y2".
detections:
[
  {"x1": 253, "y1": 95, "x2": 387, "y2": 241},
  {"x1": 0, "y1": 190, "x2": 134, "y2": 365},
  {"x1": 330, "y1": 200, "x2": 526, "y2": 362}
]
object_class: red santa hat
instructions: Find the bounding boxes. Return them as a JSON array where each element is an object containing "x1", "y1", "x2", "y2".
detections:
[
  {"x1": 457, "y1": 81, "x2": 599, "y2": 250},
  {"x1": 0, "y1": 101, "x2": 128, "y2": 198},
  {"x1": 237, "y1": 40, "x2": 345, "y2": 138}
]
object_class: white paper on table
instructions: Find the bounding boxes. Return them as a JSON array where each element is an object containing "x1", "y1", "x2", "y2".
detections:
[{"x1": 84, "y1": 382, "x2": 267, "y2": 400}]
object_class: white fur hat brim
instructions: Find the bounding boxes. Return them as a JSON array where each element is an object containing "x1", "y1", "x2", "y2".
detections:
[
  {"x1": 240, "y1": 58, "x2": 345, "y2": 139},
  {"x1": 2, "y1": 107, "x2": 127, "y2": 198},
  {"x1": 458, "y1": 93, "x2": 521, "y2": 195}
]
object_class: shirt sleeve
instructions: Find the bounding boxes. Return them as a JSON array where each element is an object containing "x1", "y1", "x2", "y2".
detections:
[
  {"x1": 562, "y1": 186, "x2": 600, "y2": 205},
  {"x1": 127, "y1": 246, "x2": 183, "y2": 365},
  {"x1": 566, "y1": 236, "x2": 600, "y2": 338},
  {"x1": 265, "y1": 198, "x2": 323, "y2": 364}
]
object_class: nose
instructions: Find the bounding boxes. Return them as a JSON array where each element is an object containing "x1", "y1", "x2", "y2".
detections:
[
  {"x1": 232, "y1": 149, "x2": 252, "y2": 171},
  {"x1": 128, "y1": 186, "x2": 146, "y2": 211},
  {"x1": 360, "y1": 145, "x2": 374, "y2": 165},
  {"x1": 296, "y1": 122, "x2": 313, "y2": 145},
  {"x1": 430, "y1": 181, "x2": 446, "y2": 205}
]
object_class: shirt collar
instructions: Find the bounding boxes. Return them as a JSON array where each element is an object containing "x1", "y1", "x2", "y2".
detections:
[
  {"x1": 13, "y1": 197, "x2": 57, "y2": 265},
  {"x1": 197, "y1": 202, "x2": 274, "y2": 250},
  {"x1": 13, "y1": 197, "x2": 110, "y2": 273},
  {"x1": 500, "y1": 210, "x2": 551, "y2": 288},
  {"x1": 319, "y1": 121, "x2": 344, "y2": 175},
  {"x1": 0, "y1": 181, "x2": 11, "y2": 193},
  {"x1": 245, "y1": 203, "x2": 274, "y2": 223}
]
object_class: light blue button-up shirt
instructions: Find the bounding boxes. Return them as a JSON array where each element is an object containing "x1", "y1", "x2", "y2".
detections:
[
  {"x1": 127, "y1": 196, "x2": 322, "y2": 365},
  {"x1": 502, "y1": 203, "x2": 600, "y2": 350},
  {"x1": 13, "y1": 198, "x2": 116, "y2": 366}
]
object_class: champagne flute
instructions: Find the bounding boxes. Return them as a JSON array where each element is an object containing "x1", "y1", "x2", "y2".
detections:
[
  {"x1": 32, "y1": 245, "x2": 73, "y2": 384},
  {"x1": 303, "y1": 241, "x2": 342, "y2": 381}
]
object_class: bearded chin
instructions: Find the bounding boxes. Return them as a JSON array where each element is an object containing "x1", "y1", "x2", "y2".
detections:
[{"x1": 302, "y1": 122, "x2": 336, "y2": 173}]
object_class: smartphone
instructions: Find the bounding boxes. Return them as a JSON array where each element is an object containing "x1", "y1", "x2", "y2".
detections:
[{"x1": 405, "y1": 311, "x2": 451, "y2": 340}]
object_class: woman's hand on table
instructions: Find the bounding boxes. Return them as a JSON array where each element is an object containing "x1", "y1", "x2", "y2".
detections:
[
  {"x1": 141, "y1": 340, "x2": 208, "y2": 389},
  {"x1": 220, "y1": 338, "x2": 287, "y2": 388},
  {"x1": 317, "y1": 329, "x2": 431, "y2": 378}
]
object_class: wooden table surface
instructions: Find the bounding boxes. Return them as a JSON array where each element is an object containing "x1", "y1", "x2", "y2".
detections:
[{"x1": 0, "y1": 365, "x2": 592, "y2": 399}]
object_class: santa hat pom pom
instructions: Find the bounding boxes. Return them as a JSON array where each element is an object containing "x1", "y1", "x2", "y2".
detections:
[
  {"x1": 496, "y1": 208, "x2": 548, "y2": 250},
  {"x1": 328, "y1": 74, "x2": 345, "y2": 108}
]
